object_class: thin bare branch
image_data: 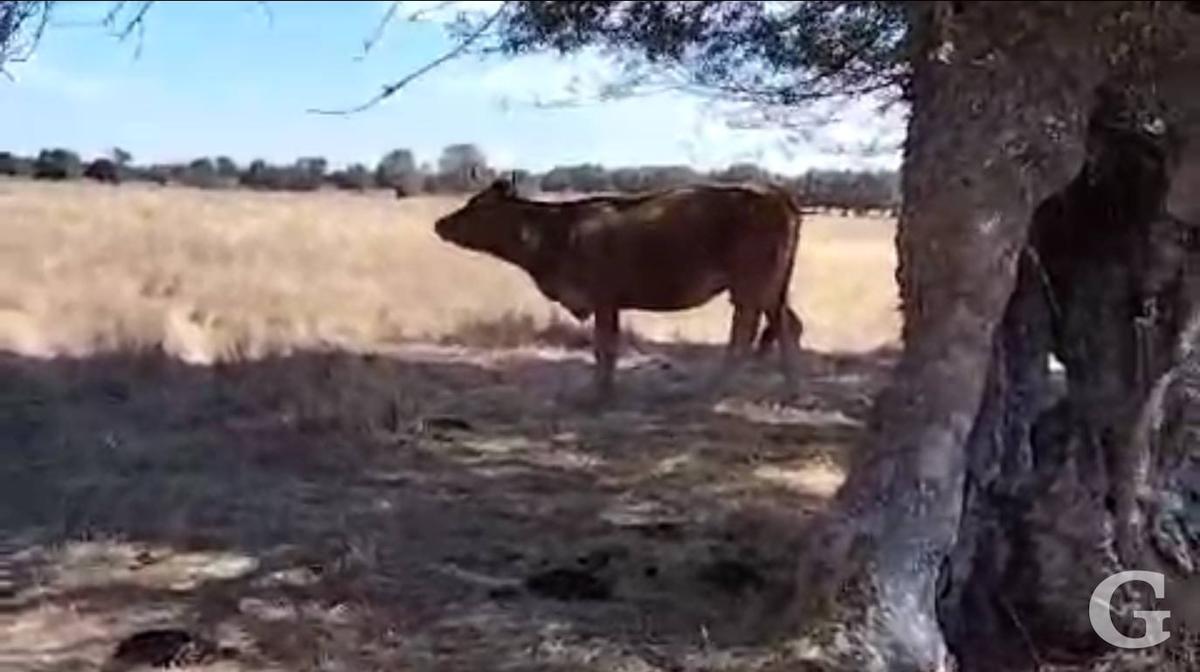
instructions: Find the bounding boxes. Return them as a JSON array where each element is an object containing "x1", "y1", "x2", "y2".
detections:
[
  {"x1": 529, "y1": 82, "x2": 684, "y2": 109},
  {"x1": 100, "y1": 0, "x2": 129, "y2": 30},
  {"x1": 132, "y1": 11, "x2": 145, "y2": 58},
  {"x1": 115, "y1": 0, "x2": 152, "y2": 41},
  {"x1": 309, "y1": 2, "x2": 508, "y2": 115},
  {"x1": 356, "y1": 0, "x2": 400, "y2": 61},
  {"x1": 406, "y1": 1, "x2": 457, "y2": 23},
  {"x1": 254, "y1": 0, "x2": 274, "y2": 27}
]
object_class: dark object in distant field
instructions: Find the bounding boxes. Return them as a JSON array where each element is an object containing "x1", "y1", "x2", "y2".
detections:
[
  {"x1": 109, "y1": 628, "x2": 237, "y2": 669},
  {"x1": 84, "y1": 158, "x2": 122, "y2": 185},
  {"x1": 524, "y1": 566, "x2": 612, "y2": 601}
]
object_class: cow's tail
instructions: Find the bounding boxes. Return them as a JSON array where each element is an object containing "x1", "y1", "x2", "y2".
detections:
[{"x1": 755, "y1": 188, "x2": 805, "y2": 356}]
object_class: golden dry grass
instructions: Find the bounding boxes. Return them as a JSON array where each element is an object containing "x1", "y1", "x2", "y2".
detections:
[
  {"x1": 0, "y1": 179, "x2": 899, "y2": 361},
  {"x1": 0, "y1": 178, "x2": 902, "y2": 671}
]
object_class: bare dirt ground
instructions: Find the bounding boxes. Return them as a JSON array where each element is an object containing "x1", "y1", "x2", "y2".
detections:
[{"x1": 0, "y1": 180, "x2": 900, "y2": 671}]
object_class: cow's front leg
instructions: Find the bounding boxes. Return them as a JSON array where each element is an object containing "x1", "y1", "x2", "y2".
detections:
[
  {"x1": 775, "y1": 306, "x2": 804, "y2": 401},
  {"x1": 704, "y1": 304, "x2": 761, "y2": 398},
  {"x1": 592, "y1": 305, "x2": 619, "y2": 399}
]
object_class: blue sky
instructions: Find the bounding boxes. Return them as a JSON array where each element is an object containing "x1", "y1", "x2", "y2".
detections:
[{"x1": 3, "y1": 1, "x2": 904, "y2": 174}]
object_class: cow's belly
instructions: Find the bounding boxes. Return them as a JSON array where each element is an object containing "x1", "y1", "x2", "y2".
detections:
[{"x1": 617, "y1": 270, "x2": 728, "y2": 311}]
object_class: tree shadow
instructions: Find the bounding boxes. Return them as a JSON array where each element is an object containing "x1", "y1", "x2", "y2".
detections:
[{"x1": 0, "y1": 338, "x2": 897, "y2": 670}]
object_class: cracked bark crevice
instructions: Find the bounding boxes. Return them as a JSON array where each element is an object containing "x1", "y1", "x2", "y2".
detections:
[
  {"x1": 780, "y1": 5, "x2": 1200, "y2": 671},
  {"x1": 940, "y1": 82, "x2": 1200, "y2": 671}
]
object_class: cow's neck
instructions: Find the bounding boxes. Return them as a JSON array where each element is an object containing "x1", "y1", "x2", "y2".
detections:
[
  {"x1": 501, "y1": 200, "x2": 591, "y2": 319},
  {"x1": 500, "y1": 201, "x2": 579, "y2": 275}
]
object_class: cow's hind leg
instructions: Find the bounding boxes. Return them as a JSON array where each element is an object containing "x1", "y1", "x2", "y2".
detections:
[
  {"x1": 755, "y1": 316, "x2": 777, "y2": 359},
  {"x1": 757, "y1": 306, "x2": 802, "y2": 359},
  {"x1": 592, "y1": 305, "x2": 619, "y2": 401}
]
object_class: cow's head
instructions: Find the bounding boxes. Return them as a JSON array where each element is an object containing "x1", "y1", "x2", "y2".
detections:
[{"x1": 435, "y1": 173, "x2": 526, "y2": 257}]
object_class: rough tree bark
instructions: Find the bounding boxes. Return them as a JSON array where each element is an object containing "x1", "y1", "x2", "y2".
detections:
[
  {"x1": 939, "y1": 90, "x2": 1200, "y2": 672},
  {"x1": 936, "y1": 10, "x2": 1200, "y2": 671},
  {"x1": 786, "y1": 3, "x2": 1200, "y2": 671},
  {"x1": 786, "y1": 4, "x2": 1106, "y2": 669}
]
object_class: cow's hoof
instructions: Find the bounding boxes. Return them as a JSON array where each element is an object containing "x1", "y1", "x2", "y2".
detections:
[
  {"x1": 692, "y1": 377, "x2": 732, "y2": 405},
  {"x1": 561, "y1": 387, "x2": 615, "y2": 412},
  {"x1": 780, "y1": 388, "x2": 803, "y2": 406}
]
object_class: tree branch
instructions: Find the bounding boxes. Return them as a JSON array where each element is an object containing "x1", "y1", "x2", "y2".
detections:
[
  {"x1": 115, "y1": 0, "x2": 152, "y2": 41},
  {"x1": 356, "y1": 0, "x2": 400, "y2": 61},
  {"x1": 254, "y1": 0, "x2": 274, "y2": 27},
  {"x1": 98, "y1": 0, "x2": 153, "y2": 58},
  {"x1": 309, "y1": 1, "x2": 508, "y2": 115},
  {"x1": 0, "y1": 1, "x2": 53, "y2": 72},
  {"x1": 100, "y1": 0, "x2": 129, "y2": 31},
  {"x1": 406, "y1": 1, "x2": 458, "y2": 24}
]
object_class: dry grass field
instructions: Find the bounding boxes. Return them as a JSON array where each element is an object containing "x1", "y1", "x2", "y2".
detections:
[
  {"x1": 0, "y1": 179, "x2": 900, "y2": 671},
  {"x1": 0, "y1": 180, "x2": 898, "y2": 360}
]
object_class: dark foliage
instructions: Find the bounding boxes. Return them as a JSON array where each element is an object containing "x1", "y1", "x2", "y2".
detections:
[
  {"x1": 32, "y1": 148, "x2": 81, "y2": 180},
  {"x1": 0, "y1": 143, "x2": 900, "y2": 210},
  {"x1": 0, "y1": 1, "x2": 53, "y2": 70},
  {"x1": 0, "y1": 151, "x2": 31, "y2": 176},
  {"x1": 482, "y1": 1, "x2": 910, "y2": 107},
  {"x1": 330, "y1": 163, "x2": 373, "y2": 191}
]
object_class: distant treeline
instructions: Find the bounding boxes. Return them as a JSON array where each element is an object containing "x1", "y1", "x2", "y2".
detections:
[{"x1": 0, "y1": 144, "x2": 900, "y2": 214}]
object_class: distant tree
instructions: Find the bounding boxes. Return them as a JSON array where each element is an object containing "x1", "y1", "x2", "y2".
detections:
[
  {"x1": 215, "y1": 156, "x2": 239, "y2": 179},
  {"x1": 436, "y1": 143, "x2": 488, "y2": 192},
  {"x1": 238, "y1": 157, "x2": 332, "y2": 192},
  {"x1": 240, "y1": 159, "x2": 271, "y2": 190},
  {"x1": 135, "y1": 164, "x2": 171, "y2": 186},
  {"x1": 0, "y1": 152, "x2": 31, "y2": 177},
  {"x1": 610, "y1": 167, "x2": 650, "y2": 194},
  {"x1": 329, "y1": 163, "x2": 373, "y2": 191},
  {"x1": 181, "y1": 157, "x2": 222, "y2": 189},
  {"x1": 421, "y1": 172, "x2": 441, "y2": 194},
  {"x1": 539, "y1": 166, "x2": 572, "y2": 193},
  {"x1": 151, "y1": 163, "x2": 176, "y2": 184},
  {"x1": 293, "y1": 156, "x2": 327, "y2": 191},
  {"x1": 711, "y1": 162, "x2": 773, "y2": 185},
  {"x1": 111, "y1": 147, "x2": 132, "y2": 166},
  {"x1": 509, "y1": 168, "x2": 533, "y2": 194},
  {"x1": 797, "y1": 169, "x2": 899, "y2": 214},
  {"x1": 32, "y1": 148, "x2": 82, "y2": 180},
  {"x1": 437, "y1": 143, "x2": 485, "y2": 175},
  {"x1": 640, "y1": 165, "x2": 700, "y2": 191},
  {"x1": 375, "y1": 148, "x2": 418, "y2": 190},
  {"x1": 561, "y1": 164, "x2": 611, "y2": 192}
]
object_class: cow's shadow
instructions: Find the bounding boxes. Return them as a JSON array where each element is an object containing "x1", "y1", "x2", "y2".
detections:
[{"x1": 0, "y1": 335, "x2": 897, "y2": 671}]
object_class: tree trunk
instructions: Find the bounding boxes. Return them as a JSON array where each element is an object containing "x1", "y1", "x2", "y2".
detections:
[
  {"x1": 784, "y1": 4, "x2": 1200, "y2": 671},
  {"x1": 934, "y1": 12, "x2": 1200, "y2": 672},
  {"x1": 938, "y1": 111, "x2": 1198, "y2": 672},
  {"x1": 786, "y1": 4, "x2": 1104, "y2": 670}
]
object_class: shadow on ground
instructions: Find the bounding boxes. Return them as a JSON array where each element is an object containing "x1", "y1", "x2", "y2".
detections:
[{"x1": 0, "y1": 332, "x2": 897, "y2": 671}]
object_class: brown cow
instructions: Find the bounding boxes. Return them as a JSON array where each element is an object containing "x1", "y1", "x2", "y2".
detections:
[{"x1": 434, "y1": 177, "x2": 804, "y2": 399}]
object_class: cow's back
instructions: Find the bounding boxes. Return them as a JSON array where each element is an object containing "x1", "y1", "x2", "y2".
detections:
[{"x1": 566, "y1": 185, "x2": 799, "y2": 311}]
